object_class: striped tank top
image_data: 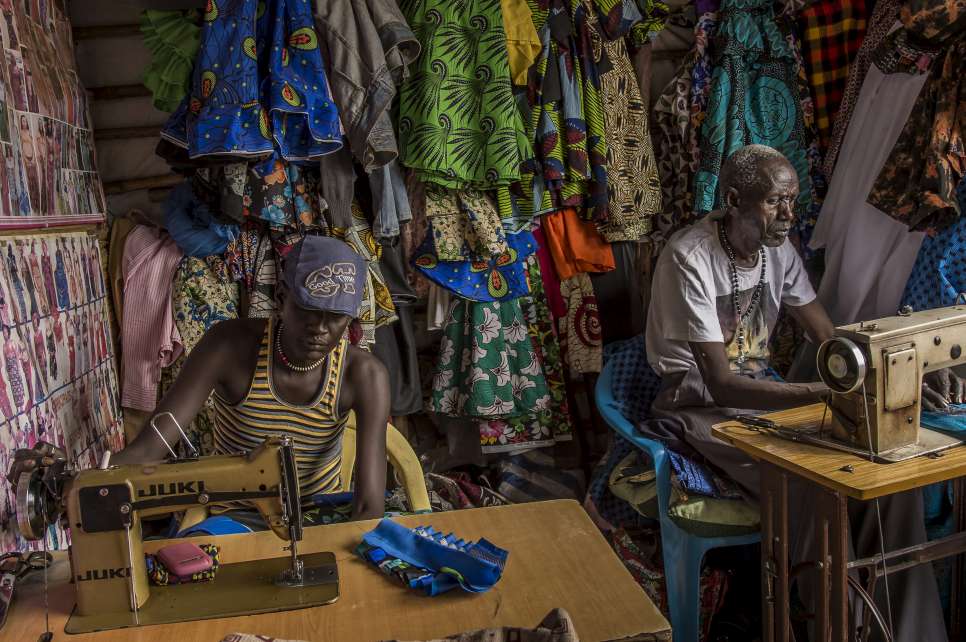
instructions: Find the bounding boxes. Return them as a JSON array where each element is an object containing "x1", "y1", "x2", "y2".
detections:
[{"x1": 211, "y1": 318, "x2": 348, "y2": 500}]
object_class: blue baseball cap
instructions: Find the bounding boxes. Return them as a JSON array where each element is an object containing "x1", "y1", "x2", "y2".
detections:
[{"x1": 282, "y1": 236, "x2": 366, "y2": 316}]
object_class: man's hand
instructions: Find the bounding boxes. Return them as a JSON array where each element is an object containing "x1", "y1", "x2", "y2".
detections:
[
  {"x1": 922, "y1": 369, "x2": 965, "y2": 411},
  {"x1": 5, "y1": 441, "x2": 66, "y2": 486}
]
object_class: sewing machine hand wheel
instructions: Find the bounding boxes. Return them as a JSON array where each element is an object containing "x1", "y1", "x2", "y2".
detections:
[{"x1": 6, "y1": 443, "x2": 70, "y2": 541}]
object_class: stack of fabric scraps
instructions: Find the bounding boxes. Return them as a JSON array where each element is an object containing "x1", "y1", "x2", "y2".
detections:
[{"x1": 356, "y1": 518, "x2": 508, "y2": 596}]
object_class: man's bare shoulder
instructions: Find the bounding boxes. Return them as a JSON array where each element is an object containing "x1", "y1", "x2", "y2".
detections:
[{"x1": 343, "y1": 344, "x2": 388, "y2": 380}]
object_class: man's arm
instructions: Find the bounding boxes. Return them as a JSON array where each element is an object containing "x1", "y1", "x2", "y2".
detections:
[
  {"x1": 690, "y1": 341, "x2": 828, "y2": 412},
  {"x1": 342, "y1": 348, "x2": 389, "y2": 520},
  {"x1": 112, "y1": 324, "x2": 231, "y2": 465},
  {"x1": 786, "y1": 299, "x2": 836, "y2": 345}
]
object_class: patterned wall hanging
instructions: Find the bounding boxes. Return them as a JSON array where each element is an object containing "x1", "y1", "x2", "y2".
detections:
[
  {"x1": 0, "y1": 0, "x2": 105, "y2": 229},
  {"x1": 0, "y1": 231, "x2": 122, "y2": 552}
]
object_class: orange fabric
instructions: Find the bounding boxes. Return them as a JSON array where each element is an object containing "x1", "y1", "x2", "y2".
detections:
[{"x1": 541, "y1": 208, "x2": 615, "y2": 280}]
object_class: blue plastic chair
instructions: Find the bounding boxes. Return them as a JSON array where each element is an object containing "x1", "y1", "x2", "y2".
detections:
[{"x1": 595, "y1": 359, "x2": 760, "y2": 642}]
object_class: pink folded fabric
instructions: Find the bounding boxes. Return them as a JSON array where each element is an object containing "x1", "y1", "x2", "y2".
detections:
[{"x1": 121, "y1": 225, "x2": 184, "y2": 411}]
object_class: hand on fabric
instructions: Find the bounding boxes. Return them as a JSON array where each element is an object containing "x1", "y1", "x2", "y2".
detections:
[
  {"x1": 5, "y1": 441, "x2": 66, "y2": 486},
  {"x1": 922, "y1": 369, "x2": 965, "y2": 411}
]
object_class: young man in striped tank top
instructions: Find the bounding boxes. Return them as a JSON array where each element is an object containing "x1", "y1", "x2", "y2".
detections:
[{"x1": 76, "y1": 236, "x2": 389, "y2": 520}]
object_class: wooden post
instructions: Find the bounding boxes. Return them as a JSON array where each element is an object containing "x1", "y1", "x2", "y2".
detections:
[
  {"x1": 95, "y1": 126, "x2": 162, "y2": 141},
  {"x1": 89, "y1": 85, "x2": 151, "y2": 101},
  {"x1": 103, "y1": 175, "x2": 182, "y2": 195},
  {"x1": 73, "y1": 24, "x2": 141, "y2": 40}
]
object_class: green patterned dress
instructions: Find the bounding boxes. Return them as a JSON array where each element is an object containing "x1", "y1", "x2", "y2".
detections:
[{"x1": 397, "y1": 0, "x2": 532, "y2": 189}]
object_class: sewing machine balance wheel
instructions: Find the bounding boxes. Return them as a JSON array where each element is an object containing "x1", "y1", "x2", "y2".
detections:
[
  {"x1": 15, "y1": 469, "x2": 60, "y2": 541},
  {"x1": 817, "y1": 336, "x2": 868, "y2": 394}
]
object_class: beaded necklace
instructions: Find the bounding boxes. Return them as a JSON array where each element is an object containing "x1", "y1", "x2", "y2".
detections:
[
  {"x1": 275, "y1": 321, "x2": 326, "y2": 372},
  {"x1": 718, "y1": 220, "x2": 767, "y2": 365}
]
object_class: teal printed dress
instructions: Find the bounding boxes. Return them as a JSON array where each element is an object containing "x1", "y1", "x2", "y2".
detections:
[
  {"x1": 161, "y1": 0, "x2": 342, "y2": 162},
  {"x1": 692, "y1": 0, "x2": 812, "y2": 218}
]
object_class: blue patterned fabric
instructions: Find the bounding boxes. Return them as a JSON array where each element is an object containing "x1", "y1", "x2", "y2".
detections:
[
  {"x1": 160, "y1": 0, "x2": 342, "y2": 163},
  {"x1": 163, "y1": 182, "x2": 239, "y2": 257},
  {"x1": 901, "y1": 179, "x2": 966, "y2": 311},
  {"x1": 357, "y1": 519, "x2": 508, "y2": 596},
  {"x1": 413, "y1": 230, "x2": 537, "y2": 302},
  {"x1": 603, "y1": 335, "x2": 663, "y2": 424}
]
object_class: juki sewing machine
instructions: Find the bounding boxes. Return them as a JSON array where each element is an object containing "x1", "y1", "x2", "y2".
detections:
[
  {"x1": 14, "y1": 435, "x2": 339, "y2": 633},
  {"x1": 814, "y1": 304, "x2": 966, "y2": 462}
]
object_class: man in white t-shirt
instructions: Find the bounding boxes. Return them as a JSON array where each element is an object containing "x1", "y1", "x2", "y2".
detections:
[{"x1": 644, "y1": 145, "x2": 956, "y2": 642}]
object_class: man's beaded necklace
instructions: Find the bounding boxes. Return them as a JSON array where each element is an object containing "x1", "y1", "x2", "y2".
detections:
[
  {"x1": 718, "y1": 220, "x2": 766, "y2": 365},
  {"x1": 275, "y1": 321, "x2": 326, "y2": 372}
]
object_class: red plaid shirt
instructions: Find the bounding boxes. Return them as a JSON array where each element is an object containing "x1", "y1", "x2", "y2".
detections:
[{"x1": 797, "y1": 0, "x2": 869, "y2": 153}]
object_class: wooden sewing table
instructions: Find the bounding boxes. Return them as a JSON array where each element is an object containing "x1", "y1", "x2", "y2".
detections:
[
  {"x1": 713, "y1": 403, "x2": 966, "y2": 642},
  {"x1": 2, "y1": 499, "x2": 670, "y2": 642}
]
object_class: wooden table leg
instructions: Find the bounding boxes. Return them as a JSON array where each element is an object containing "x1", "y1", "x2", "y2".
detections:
[
  {"x1": 761, "y1": 462, "x2": 790, "y2": 642},
  {"x1": 815, "y1": 485, "x2": 849, "y2": 642},
  {"x1": 952, "y1": 477, "x2": 965, "y2": 641}
]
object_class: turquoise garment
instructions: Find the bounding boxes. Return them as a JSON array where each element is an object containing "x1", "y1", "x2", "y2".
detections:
[
  {"x1": 692, "y1": 0, "x2": 812, "y2": 219},
  {"x1": 921, "y1": 404, "x2": 966, "y2": 433},
  {"x1": 160, "y1": 0, "x2": 342, "y2": 163}
]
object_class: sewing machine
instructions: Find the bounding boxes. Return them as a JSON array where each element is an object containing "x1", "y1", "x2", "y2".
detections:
[
  {"x1": 14, "y1": 436, "x2": 339, "y2": 633},
  {"x1": 815, "y1": 304, "x2": 966, "y2": 462}
]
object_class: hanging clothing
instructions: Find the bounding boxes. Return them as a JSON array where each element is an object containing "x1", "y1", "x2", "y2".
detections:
[
  {"x1": 370, "y1": 160, "x2": 413, "y2": 242},
  {"x1": 501, "y1": 0, "x2": 542, "y2": 84},
  {"x1": 796, "y1": 0, "x2": 868, "y2": 152},
  {"x1": 423, "y1": 186, "x2": 508, "y2": 262},
  {"x1": 693, "y1": 0, "x2": 813, "y2": 219},
  {"x1": 413, "y1": 229, "x2": 537, "y2": 301},
  {"x1": 477, "y1": 256, "x2": 573, "y2": 453},
  {"x1": 313, "y1": 0, "x2": 419, "y2": 237},
  {"x1": 248, "y1": 233, "x2": 277, "y2": 319},
  {"x1": 587, "y1": 0, "x2": 662, "y2": 242},
  {"x1": 810, "y1": 64, "x2": 928, "y2": 325},
  {"x1": 140, "y1": 9, "x2": 200, "y2": 112},
  {"x1": 651, "y1": 4, "x2": 720, "y2": 252},
  {"x1": 314, "y1": 0, "x2": 420, "y2": 171},
  {"x1": 541, "y1": 207, "x2": 615, "y2": 280},
  {"x1": 163, "y1": 182, "x2": 239, "y2": 258},
  {"x1": 431, "y1": 296, "x2": 551, "y2": 421},
  {"x1": 520, "y1": 0, "x2": 610, "y2": 223},
  {"x1": 211, "y1": 318, "x2": 349, "y2": 500},
  {"x1": 629, "y1": 0, "x2": 671, "y2": 46},
  {"x1": 821, "y1": 0, "x2": 899, "y2": 177},
  {"x1": 532, "y1": 226, "x2": 567, "y2": 319},
  {"x1": 160, "y1": 0, "x2": 342, "y2": 163},
  {"x1": 397, "y1": 0, "x2": 531, "y2": 189},
  {"x1": 120, "y1": 225, "x2": 184, "y2": 411},
  {"x1": 160, "y1": 257, "x2": 240, "y2": 455},
  {"x1": 867, "y1": 37, "x2": 965, "y2": 235},
  {"x1": 558, "y1": 272, "x2": 602, "y2": 376},
  {"x1": 901, "y1": 179, "x2": 966, "y2": 311}
]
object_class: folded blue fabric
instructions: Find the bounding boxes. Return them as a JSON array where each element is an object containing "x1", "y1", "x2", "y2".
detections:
[
  {"x1": 356, "y1": 518, "x2": 508, "y2": 596},
  {"x1": 177, "y1": 515, "x2": 253, "y2": 537},
  {"x1": 921, "y1": 404, "x2": 966, "y2": 433},
  {"x1": 164, "y1": 181, "x2": 238, "y2": 257}
]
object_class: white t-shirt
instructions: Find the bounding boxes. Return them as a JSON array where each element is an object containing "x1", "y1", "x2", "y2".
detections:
[{"x1": 646, "y1": 214, "x2": 816, "y2": 378}]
